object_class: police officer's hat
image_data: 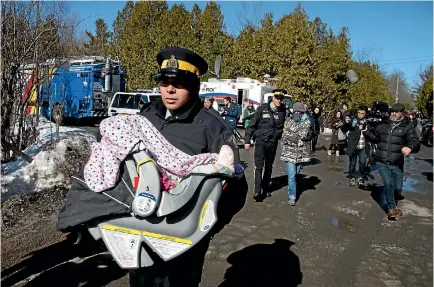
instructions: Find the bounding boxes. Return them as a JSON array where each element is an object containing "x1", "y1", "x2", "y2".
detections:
[
  {"x1": 155, "y1": 47, "x2": 208, "y2": 80},
  {"x1": 272, "y1": 89, "x2": 287, "y2": 99}
]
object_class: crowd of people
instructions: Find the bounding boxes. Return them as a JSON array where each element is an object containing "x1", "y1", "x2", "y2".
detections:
[
  {"x1": 239, "y1": 95, "x2": 420, "y2": 219},
  {"x1": 202, "y1": 87, "x2": 421, "y2": 219},
  {"x1": 58, "y1": 47, "x2": 423, "y2": 287}
]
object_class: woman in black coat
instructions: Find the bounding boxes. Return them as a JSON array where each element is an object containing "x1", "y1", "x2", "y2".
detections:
[
  {"x1": 328, "y1": 110, "x2": 346, "y2": 156},
  {"x1": 311, "y1": 107, "x2": 324, "y2": 153}
]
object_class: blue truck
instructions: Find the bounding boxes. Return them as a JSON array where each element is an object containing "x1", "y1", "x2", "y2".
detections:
[{"x1": 35, "y1": 56, "x2": 125, "y2": 122}]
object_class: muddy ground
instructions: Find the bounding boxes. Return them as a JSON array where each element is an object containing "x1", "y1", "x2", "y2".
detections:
[{"x1": 1, "y1": 134, "x2": 433, "y2": 287}]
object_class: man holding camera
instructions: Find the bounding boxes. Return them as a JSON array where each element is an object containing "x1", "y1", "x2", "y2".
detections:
[
  {"x1": 342, "y1": 105, "x2": 369, "y2": 186},
  {"x1": 362, "y1": 103, "x2": 420, "y2": 219}
]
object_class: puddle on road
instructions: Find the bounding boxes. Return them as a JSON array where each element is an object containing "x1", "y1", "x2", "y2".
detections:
[
  {"x1": 407, "y1": 156, "x2": 433, "y2": 166},
  {"x1": 329, "y1": 167, "x2": 344, "y2": 172},
  {"x1": 330, "y1": 216, "x2": 359, "y2": 233},
  {"x1": 402, "y1": 177, "x2": 420, "y2": 193}
]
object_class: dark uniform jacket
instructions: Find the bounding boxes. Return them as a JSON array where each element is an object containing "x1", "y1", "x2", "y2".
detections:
[
  {"x1": 57, "y1": 97, "x2": 240, "y2": 231},
  {"x1": 363, "y1": 117, "x2": 420, "y2": 165},
  {"x1": 244, "y1": 102, "x2": 286, "y2": 143}
]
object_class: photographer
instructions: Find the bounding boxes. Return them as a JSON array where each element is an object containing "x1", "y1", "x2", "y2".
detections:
[
  {"x1": 362, "y1": 103, "x2": 420, "y2": 219},
  {"x1": 364, "y1": 101, "x2": 390, "y2": 176},
  {"x1": 341, "y1": 105, "x2": 369, "y2": 186}
]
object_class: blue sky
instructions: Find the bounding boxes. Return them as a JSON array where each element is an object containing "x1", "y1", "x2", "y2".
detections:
[{"x1": 69, "y1": 1, "x2": 433, "y2": 86}]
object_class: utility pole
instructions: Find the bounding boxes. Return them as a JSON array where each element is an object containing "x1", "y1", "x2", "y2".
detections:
[
  {"x1": 395, "y1": 75, "x2": 400, "y2": 103},
  {"x1": 34, "y1": 0, "x2": 41, "y2": 123}
]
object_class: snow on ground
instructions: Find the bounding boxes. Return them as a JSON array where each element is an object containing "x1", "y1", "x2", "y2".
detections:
[{"x1": 1, "y1": 117, "x2": 96, "y2": 202}]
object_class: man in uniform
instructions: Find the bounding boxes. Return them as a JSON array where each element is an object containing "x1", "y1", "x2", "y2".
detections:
[
  {"x1": 57, "y1": 47, "x2": 246, "y2": 286},
  {"x1": 137, "y1": 48, "x2": 246, "y2": 286},
  {"x1": 244, "y1": 89, "x2": 287, "y2": 201}
]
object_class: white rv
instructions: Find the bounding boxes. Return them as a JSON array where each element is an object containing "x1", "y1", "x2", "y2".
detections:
[{"x1": 199, "y1": 77, "x2": 276, "y2": 121}]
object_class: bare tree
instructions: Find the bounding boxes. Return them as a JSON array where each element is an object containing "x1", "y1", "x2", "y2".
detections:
[
  {"x1": 234, "y1": 1, "x2": 265, "y2": 33},
  {"x1": 387, "y1": 70, "x2": 414, "y2": 107},
  {"x1": 354, "y1": 46, "x2": 382, "y2": 64},
  {"x1": 411, "y1": 63, "x2": 433, "y2": 94},
  {"x1": 1, "y1": 1, "x2": 78, "y2": 162}
]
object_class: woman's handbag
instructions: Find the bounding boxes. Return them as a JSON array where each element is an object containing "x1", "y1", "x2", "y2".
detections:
[{"x1": 337, "y1": 128, "x2": 347, "y2": 141}]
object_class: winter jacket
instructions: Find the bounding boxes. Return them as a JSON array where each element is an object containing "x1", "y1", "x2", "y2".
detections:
[
  {"x1": 341, "y1": 117, "x2": 367, "y2": 155},
  {"x1": 243, "y1": 108, "x2": 255, "y2": 129},
  {"x1": 330, "y1": 117, "x2": 346, "y2": 145},
  {"x1": 312, "y1": 113, "x2": 324, "y2": 134},
  {"x1": 222, "y1": 103, "x2": 239, "y2": 130},
  {"x1": 280, "y1": 114, "x2": 313, "y2": 163},
  {"x1": 244, "y1": 102, "x2": 287, "y2": 143},
  {"x1": 363, "y1": 117, "x2": 420, "y2": 165},
  {"x1": 57, "y1": 97, "x2": 242, "y2": 232}
]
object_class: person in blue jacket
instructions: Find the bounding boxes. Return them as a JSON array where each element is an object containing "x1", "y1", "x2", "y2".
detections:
[{"x1": 222, "y1": 96, "x2": 239, "y2": 131}]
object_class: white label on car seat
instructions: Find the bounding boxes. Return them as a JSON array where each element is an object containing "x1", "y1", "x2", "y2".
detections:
[
  {"x1": 101, "y1": 225, "x2": 141, "y2": 268},
  {"x1": 199, "y1": 200, "x2": 216, "y2": 232},
  {"x1": 143, "y1": 232, "x2": 191, "y2": 260},
  {"x1": 133, "y1": 192, "x2": 156, "y2": 216}
]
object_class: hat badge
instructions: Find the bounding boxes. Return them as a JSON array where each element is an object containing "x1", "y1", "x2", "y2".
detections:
[{"x1": 166, "y1": 55, "x2": 178, "y2": 69}]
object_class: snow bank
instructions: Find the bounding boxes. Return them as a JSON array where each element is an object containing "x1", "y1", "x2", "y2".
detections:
[{"x1": 1, "y1": 118, "x2": 96, "y2": 202}]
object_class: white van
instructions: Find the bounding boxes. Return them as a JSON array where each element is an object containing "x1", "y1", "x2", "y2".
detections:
[{"x1": 108, "y1": 92, "x2": 161, "y2": 116}]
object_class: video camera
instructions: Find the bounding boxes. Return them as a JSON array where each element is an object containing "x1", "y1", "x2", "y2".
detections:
[{"x1": 365, "y1": 101, "x2": 390, "y2": 126}]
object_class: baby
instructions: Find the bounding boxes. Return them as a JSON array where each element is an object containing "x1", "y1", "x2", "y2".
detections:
[{"x1": 84, "y1": 115, "x2": 236, "y2": 193}]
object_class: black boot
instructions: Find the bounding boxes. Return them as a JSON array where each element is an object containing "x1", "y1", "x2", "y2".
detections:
[
  {"x1": 253, "y1": 192, "x2": 262, "y2": 201},
  {"x1": 395, "y1": 190, "x2": 405, "y2": 201}
]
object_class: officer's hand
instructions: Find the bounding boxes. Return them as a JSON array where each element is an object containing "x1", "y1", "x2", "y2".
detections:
[
  {"x1": 402, "y1": 147, "x2": 412, "y2": 157},
  {"x1": 244, "y1": 144, "x2": 251, "y2": 150}
]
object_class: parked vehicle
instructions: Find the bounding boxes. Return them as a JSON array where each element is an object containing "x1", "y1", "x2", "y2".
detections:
[
  {"x1": 22, "y1": 56, "x2": 126, "y2": 122},
  {"x1": 108, "y1": 92, "x2": 161, "y2": 116}
]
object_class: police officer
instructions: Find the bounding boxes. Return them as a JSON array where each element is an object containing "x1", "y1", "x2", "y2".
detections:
[
  {"x1": 139, "y1": 48, "x2": 246, "y2": 285},
  {"x1": 58, "y1": 47, "x2": 246, "y2": 287},
  {"x1": 244, "y1": 89, "x2": 287, "y2": 200},
  {"x1": 140, "y1": 48, "x2": 239, "y2": 157}
]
